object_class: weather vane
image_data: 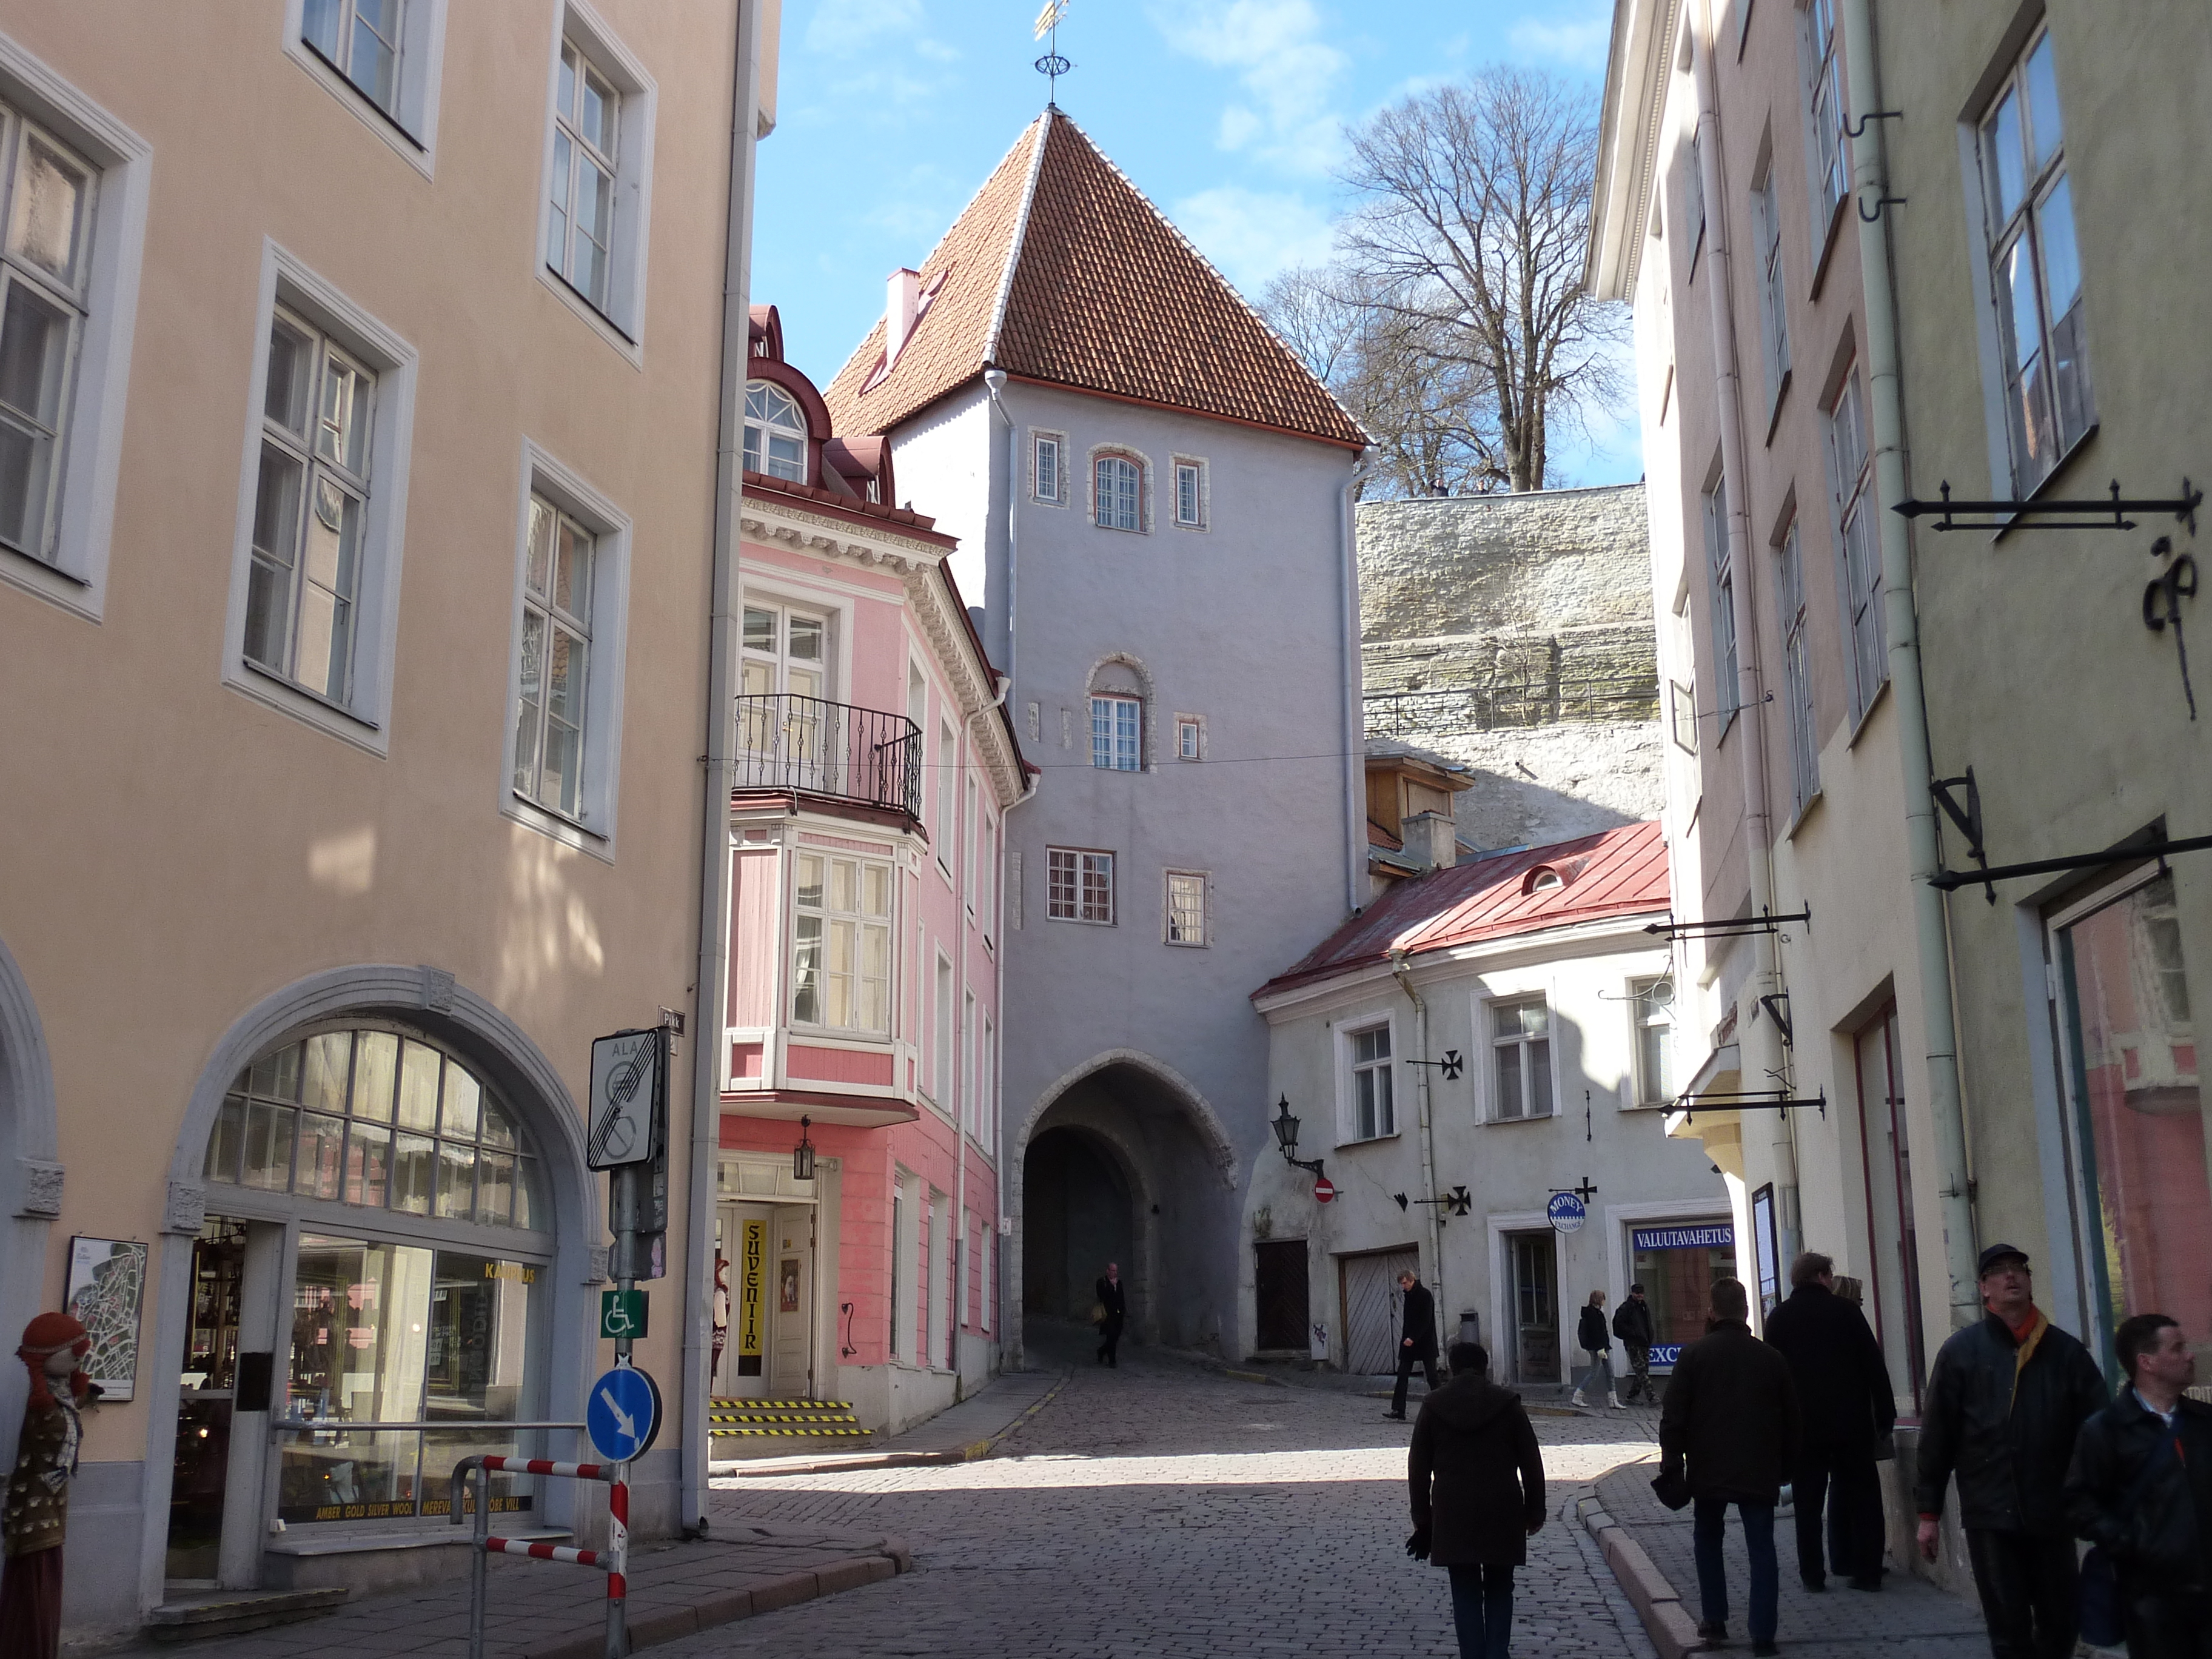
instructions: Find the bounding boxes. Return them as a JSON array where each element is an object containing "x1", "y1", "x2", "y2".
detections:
[{"x1": 1033, "y1": 0, "x2": 1071, "y2": 109}]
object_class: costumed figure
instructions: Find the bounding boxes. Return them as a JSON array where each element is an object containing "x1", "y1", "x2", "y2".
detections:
[{"x1": 0, "y1": 1313, "x2": 95, "y2": 1659}]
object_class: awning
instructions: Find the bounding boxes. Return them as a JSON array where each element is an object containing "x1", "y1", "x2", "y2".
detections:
[{"x1": 1665, "y1": 1042, "x2": 1745, "y2": 1179}]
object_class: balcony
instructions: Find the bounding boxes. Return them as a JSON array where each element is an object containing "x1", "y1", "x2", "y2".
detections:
[{"x1": 734, "y1": 694, "x2": 922, "y2": 820}]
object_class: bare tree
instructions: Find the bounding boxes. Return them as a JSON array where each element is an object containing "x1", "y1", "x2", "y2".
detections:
[{"x1": 1336, "y1": 70, "x2": 1624, "y2": 492}]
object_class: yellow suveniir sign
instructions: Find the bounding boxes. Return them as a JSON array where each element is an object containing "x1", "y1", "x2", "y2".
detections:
[{"x1": 737, "y1": 1218, "x2": 766, "y2": 1375}]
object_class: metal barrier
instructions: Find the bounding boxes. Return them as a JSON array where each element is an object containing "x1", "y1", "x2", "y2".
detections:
[{"x1": 451, "y1": 1454, "x2": 629, "y2": 1659}]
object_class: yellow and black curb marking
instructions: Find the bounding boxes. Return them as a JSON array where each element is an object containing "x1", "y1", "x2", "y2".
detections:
[{"x1": 708, "y1": 1396, "x2": 869, "y2": 1439}]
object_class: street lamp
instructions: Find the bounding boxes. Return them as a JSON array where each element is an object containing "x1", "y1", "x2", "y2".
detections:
[
  {"x1": 1272, "y1": 1095, "x2": 1325, "y2": 1178},
  {"x1": 793, "y1": 1115, "x2": 816, "y2": 1183}
]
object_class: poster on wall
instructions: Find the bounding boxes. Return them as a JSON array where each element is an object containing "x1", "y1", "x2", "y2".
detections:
[
  {"x1": 64, "y1": 1236, "x2": 148, "y2": 1403},
  {"x1": 737, "y1": 1218, "x2": 765, "y2": 1377}
]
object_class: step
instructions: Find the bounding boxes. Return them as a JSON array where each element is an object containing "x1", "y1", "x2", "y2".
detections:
[
  {"x1": 709, "y1": 1423, "x2": 874, "y2": 1438},
  {"x1": 146, "y1": 1586, "x2": 349, "y2": 1644},
  {"x1": 708, "y1": 1407, "x2": 860, "y2": 1422},
  {"x1": 709, "y1": 1398, "x2": 854, "y2": 1410}
]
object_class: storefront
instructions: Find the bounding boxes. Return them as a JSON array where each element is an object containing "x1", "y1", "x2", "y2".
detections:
[{"x1": 1630, "y1": 1220, "x2": 1735, "y2": 1367}]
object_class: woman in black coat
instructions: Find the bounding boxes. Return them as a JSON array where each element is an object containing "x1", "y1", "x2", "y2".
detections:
[
  {"x1": 1573, "y1": 1290, "x2": 1621, "y2": 1410},
  {"x1": 1409, "y1": 1341, "x2": 1547, "y2": 1658}
]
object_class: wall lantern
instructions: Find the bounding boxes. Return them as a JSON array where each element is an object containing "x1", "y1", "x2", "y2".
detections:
[
  {"x1": 1272, "y1": 1095, "x2": 1324, "y2": 1178},
  {"x1": 794, "y1": 1115, "x2": 816, "y2": 1183}
]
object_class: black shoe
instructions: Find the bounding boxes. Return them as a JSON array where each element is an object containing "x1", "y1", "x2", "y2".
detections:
[
  {"x1": 1801, "y1": 1577, "x2": 1826, "y2": 1592},
  {"x1": 1752, "y1": 1642, "x2": 1779, "y2": 1657},
  {"x1": 1697, "y1": 1620, "x2": 1727, "y2": 1644},
  {"x1": 1384, "y1": 1410, "x2": 1407, "y2": 1421},
  {"x1": 1848, "y1": 1574, "x2": 1882, "y2": 1592}
]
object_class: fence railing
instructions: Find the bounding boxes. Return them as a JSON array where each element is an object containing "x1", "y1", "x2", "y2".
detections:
[{"x1": 734, "y1": 694, "x2": 922, "y2": 819}]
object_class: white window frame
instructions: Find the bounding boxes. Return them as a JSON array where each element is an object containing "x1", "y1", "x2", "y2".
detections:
[
  {"x1": 1046, "y1": 847, "x2": 1114, "y2": 925},
  {"x1": 223, "y1": 242, "x2": 418, "y2": 755},
  {"x1": 1164, "y1": 870, "x2": 1207, "y2": 948},
  {"x1": 535, "y1": 1, "x2": 657, "y2": 363},
  {"x1": 282, "y1": 0, "x2": 449, "y2": 178},
  {"x1": 1087, "y1": 444, "x2": 1151, "y2": 534},
  {"x1": 1629, "y1": 976, "x2": 1676, "y2": 1108},
  {"x1": 1702, "y1": 470, "x2": 1737, "y2": 737},
  {"x1": 0, "y1": 44, "x2": 150, "y2": 623},
  {"x1": 979, "y1": 1013, "x2": 996, "y2": 1155},
  {"x1": 964, "y1": 775, "x2": 980, "y2": 915},
  {"x1": 891, "y1": 1171, "x2": 916, "y2": 1361},
  {"x1": 1171, "y1": 455, "x2": 1207, "y2": 530},
  {"x1": 1090, "y1": 693, "x2": 1142, "y2": 771},
  {"x1": 960, "y1": 990, "x2": 977, "y2": 1138},
  {"x1": 1684, "y1": 129, "x2": 1706, "y2": 280},
  {"x1": 789, "y1": 846, "x2": 896, "y2": 1036},
  {"x1": 1175, "y1": 714, "x2": 1204, "y2": 761},
  {"x1": 1486, "y1": 992, "x2": 1558, "y2": 1122},
  {"x1": 1338, "y1": 1016, "x2": 1398, "y2": 1145},
  {"x1": 932, "y1": 950, "x2": 954, "y2": 1110},
  {"x1": 1797, "y1": 0, "x2": 1848, "y2": 252},
  {"x1": 1826, "y1": 371, "x2": 1886, "y2": 723},
  {"x1": 936, "y1": 716, "x2": 957, "y2": 875},
  {"x1": 1775, "y1": 516, "x2": 1820, "y2": 815},
  {"x1": 1752, "y1": 161, "x2": 1791, "y2": 414},
  {"x1": 979, "y1": 811, "x2": 998, "y2": 943},
  {"x1": 1030, "y1": 430, "x2": 1065, "y2": 506}
]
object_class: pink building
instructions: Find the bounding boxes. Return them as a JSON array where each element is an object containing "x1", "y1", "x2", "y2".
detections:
[{"x1": 711, "y1": 307, "x2": 1026, "y2": 1441}]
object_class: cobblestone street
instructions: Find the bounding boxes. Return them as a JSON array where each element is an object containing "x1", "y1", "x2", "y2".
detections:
[{"x1": 676, "y1": 1335, "x2": 1662, "y2": 1658}]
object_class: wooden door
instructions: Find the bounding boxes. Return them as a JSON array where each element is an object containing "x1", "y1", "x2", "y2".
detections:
[
  {"x1": 1253, "y1": 1241, "x2": 1309, "y2": 1350},
  {"x1": 768, "y1": 1204, "x2": 814, "y2": 1398},
  {"x1": 1342, "y1": 1248, "x2": 1419, "y2": 1374}
]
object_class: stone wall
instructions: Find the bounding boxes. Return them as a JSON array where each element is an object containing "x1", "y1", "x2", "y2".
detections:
[{"x1": 1359, "y1": 484, "x2": 1663, "y2": 852}]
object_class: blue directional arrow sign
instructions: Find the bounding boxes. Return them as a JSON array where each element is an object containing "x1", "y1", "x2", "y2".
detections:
[{"x1": 586, "y1": 1365, "x2": 662, "y2": 1464}]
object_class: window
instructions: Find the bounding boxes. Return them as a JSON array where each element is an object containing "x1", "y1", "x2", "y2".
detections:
[
  {"x1": 1799, "y1": 0, "x2": 1848, "y2": 241},
  {"x1": 742, "y1": 381, "x2": 806, "y2": 481},
  {"x1": 960, "y1": 993, "x2": 977, "y2": 1134},
  {"x1": 1702, "y1": 474, "x2": 1737, "y2": 729},
  {"x1": 1979, "y1": 27, "x2": 2091, "y2": 492},
  {"x1": 1091, "y1": 694, "x2": 1141, "y2": 771},
  {"x1": 511, "y1": 497, "x2": 594, "y2": 820},
  {"x1": 1033, "y1": 432, "x2": 1063, "y2": 504},
  {"x1": 791, "y1": 852, "x2": 893, "y2": 1033},
  {"x1": 1631, "y1": 977, "x2": 1675, "y2": 1107},
  {"x1": 1490, "y1": 996, "x2": 1553, "y2": 1121},
  {"x1": 1165, "y1": 872, "x2": 1206, "y2": 947},
  {"x1": 1752, "y1": 166, "x2": 1790, "y2": 410},
  {"x1": 1827, "y1": 373, "x2": 1886, "y2": 720},
  {"x1": 1348, "y1": 1025, "x2": 1395, "y2": 1141},
  {"x1": 891, "y1": 1179, "x2": 908, "y2": 1360},
  {"x1": 0, "y1": 114, "x2": 92, "y2": 569},
  {"x1": 980, "y1": 813, "x2": 998, "y2": 939},
  {"x1": 934, "y1": 954, "x2": 954, "y2": 1106},
  {"x1": 1173, "y1": 459, "x2": 1205, "y2": 528},
  {"x1": 1094, "y1": 454, "x2": 1142, "y2": 532},
  {"x1": 285, "y1": 0, "x2": 447, "y2": 172},
  {"x1": 937, "y1": 718, "x2": 957, "y2": 870},
  {"x1": 548, "y1": 40, "x2": 617, "y2": 310},
  {"x1": 1684, "y1": 130, "x2": 1706, "y2": 276},
  {"x1": 979, "y1": 1014, "x2": 995, "y2": 1153},
  {"x1": 965, "y1": 777, "x2": 980, "y2": 910},
  {"x1": 1775, "y1": 519, "x2": 1819, "y2": 813},
  {"x1": 304, "y1": 0, "x2": 404, "y2": 118},
  {"x1": 739, "y1": 600, "x2": 827, "y2": 766},
  {"x1": 536, "y1": 16, "x2": 654, "y2": 352},
  {"x1": 1047, "y1": 848, "x2": 1114, "y2": 924},
  {"x1": 1176, "y1": 717, "x2": 1202, "y2": 760},
  {"x1": 1669, "y1": 680, "x2": 1699, "y2": 754}
]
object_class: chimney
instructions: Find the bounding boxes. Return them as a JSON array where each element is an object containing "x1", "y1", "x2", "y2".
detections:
[
  {"x1": 885, "y1": 267, "x2": 921, "y2": 365},
  {"x1": 1403, "y1": 810, "x2": 1458, "y2": 873}
]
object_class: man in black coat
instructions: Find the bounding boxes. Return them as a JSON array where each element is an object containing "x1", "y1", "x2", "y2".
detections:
[
  {"x1": 1094, "y1": 1262, "x2": 1126, "y2": 1367},
  {"x1": 1614, "y1": 1283, "x2": 1656, "y2": 1404},
  {"x1": 1387, "y1": 1269, "x2": 1442, "y2": 1421},
  {"x1": 1660, "y1": 1277, "x2": 1800, "y2": 1657},
  {"x1": 1915, "y1": 1244, "x2": 2110, "y2": 1659},
  {"x1": 1763, "y1": 1250, "x2": 1895, "y2": 1593},
  {"x1": 2065, "y1": 1313, "x2": 2212, "y2": 1658},
  {"x1": 1407, "y1": 1339, "x2": 1546, "y2": 1659}
]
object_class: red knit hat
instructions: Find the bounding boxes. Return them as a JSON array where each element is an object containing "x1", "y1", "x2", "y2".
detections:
[{"x1": 18, "y1": 1312, "x2": 89, "y2": 1409}]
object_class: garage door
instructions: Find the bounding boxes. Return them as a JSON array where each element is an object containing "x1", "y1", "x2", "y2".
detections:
[{"x1": 1341, "y1": 1248, "x2": 1419, "y2": 1375}]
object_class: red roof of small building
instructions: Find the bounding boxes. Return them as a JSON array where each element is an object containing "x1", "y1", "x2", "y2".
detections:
[{"x1": 1254, "y1": 820, "x2": 1671, "y2": 1001}]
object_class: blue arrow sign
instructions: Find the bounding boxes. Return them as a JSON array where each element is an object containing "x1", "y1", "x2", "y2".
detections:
[
  {"x1": 586, "y1": 1365, "x2": 662, "y2": 1464},
  {"x1": 1546, "y1": 1191, "x2": 1587, "y2": 1234}
]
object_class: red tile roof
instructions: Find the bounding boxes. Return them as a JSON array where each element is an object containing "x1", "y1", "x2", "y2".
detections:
[
  {"x1": 823, "y1": 110, "x2": 1364, "y2": 451},
  {"x1": 1254, "y1": 821, "x2": 1671, "y2": 1000}
]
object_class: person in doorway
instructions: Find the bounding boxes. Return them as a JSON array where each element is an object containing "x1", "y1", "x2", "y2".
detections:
[
  {"x1": 1572, "y1": 1290, "x2": 1622, "y2": 1410},
  {"x1": 2065, "y1": 1313, "x2": 2212, "y2": 1658},
  {"x1": 1915, "y1": 1244, "x2": 2109, "y2": 1659},
  {"x1": 1387, "y1": 1269, "x2": 1442, "y2": 1421},
  {"x1": 1660, "y1": 1278, "x2": 1800, "y2": 1657},
  {"x1": 1763, "y1": 1251, "x2": 1895, "y2": 1594},
  {"x1": 1614, "y1": 1282, "x2": 1655, "y2": 1404},
  {"x1": 1407, "y1": 1340, "x2": 1546, "y2": 1659},
  {"x1": 1094, "y1": 1262, "x2": 1126, "y2": 1367}
]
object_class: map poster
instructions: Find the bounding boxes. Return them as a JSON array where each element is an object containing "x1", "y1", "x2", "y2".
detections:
[{"x1": 64, "y1": 1237, "x2": 147, "y2": 1403}]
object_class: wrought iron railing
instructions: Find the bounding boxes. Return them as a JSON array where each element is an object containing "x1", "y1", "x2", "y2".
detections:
[{"x1": 734, "y1": 694, "x2": 922, "y2": 819}]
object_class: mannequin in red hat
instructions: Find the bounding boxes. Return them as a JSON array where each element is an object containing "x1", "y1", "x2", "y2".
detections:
[{"x1": 0, "y1": 1313, "x2": 94, "y2": 1658}]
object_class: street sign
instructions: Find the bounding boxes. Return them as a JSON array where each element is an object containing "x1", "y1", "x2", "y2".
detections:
[
  {"x1": 1546, "y1": 1191, "x2": 1587, "y2": 1234},
  {"x1": 585, "y1": 1365, "x2": 662, "y2": 1463},
  {"x1": 600, "y1": 1289, "x2": 648, "y2": 1340},
  {"x1": 588, "y1": 1029, "x2": 665, "y2": 1170},
  {"x1": 1312, "y1": 1177, "x2": 1336, "y2": 1204}
]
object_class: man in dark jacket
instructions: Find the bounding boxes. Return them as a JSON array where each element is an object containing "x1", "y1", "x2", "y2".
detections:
[
  {"x1": 1660, "y1": 1277, "x2": 1800, "y2": 1656},
  {"x1": 1614, "y1": 1283, "x2": 1656, "y2": 1403},
  {"x1": 2065, "y1": 1313, "x2": 2212, "y2": 1658},
  {"x1": 1387, "y1": 1269, "x2": 1442, "y2": 1421},
  {"x1": 1094, "y1": 1262, "x2": 1126, "y2": 1367},
  {"x1": 1408, "y1": 1339, "x2": 1546, "y2": 1659},
  {"x1": 1915, "y1": 1244, "x2": 2110, "y2": 1659},
  {"x1": 1763, "y1": 1250, "x2": 1895, "y2": 1593}
]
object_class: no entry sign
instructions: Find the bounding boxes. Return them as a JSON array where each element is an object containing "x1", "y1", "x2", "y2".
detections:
[{"x1": 1313, "y1": 1177, "x2": 1336, "y2": 1203}]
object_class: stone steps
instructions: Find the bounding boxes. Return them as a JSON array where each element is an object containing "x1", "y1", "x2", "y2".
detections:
[{"x1": 145, "y1": 1586, "x2": 349, "y2": 1643}]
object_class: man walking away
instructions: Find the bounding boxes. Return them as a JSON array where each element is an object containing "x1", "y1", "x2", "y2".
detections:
[
  {"x1": 1660, "y1": 1277, "x2": 1800, "y2": 1656},
  {"x1": 1614, "y1": 1283, "x2": 1655, "y2": 1404},
  {"x1": 1572, "y1": 1290, "x2": 1622, "y2": 1410},
  {"x1": 1763, "y1": 1251, "x2": 1895, "y2": 1592},
  {"x1": 2065, "y1": 1314, "x2": 2212, "y2": 1658},
  {"x1": 1915, "y1": 1244, "x2": 2109, "y2": 1659},
  {"x1": 1388, "y1": 1269, "x2": 1443, "y2": 1421},
  {"x1": 1407, "y1": 1341, "x2": 1546, "y2": 1659},
  {"x1": 1094, "y1": 1262, "x2": 1126, "y2": 1367}
]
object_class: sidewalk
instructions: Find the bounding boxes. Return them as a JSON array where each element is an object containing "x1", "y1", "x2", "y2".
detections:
[
  {"x1": 1581, "y1": 1455, "x2": 1988, "y2": 1658},
  {"x1": 711, "y1": 1366, "x2": 1068, "y2": 1477}
]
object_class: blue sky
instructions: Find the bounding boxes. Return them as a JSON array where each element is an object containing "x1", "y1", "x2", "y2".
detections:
[{"x1": 751, "y1": 0, "x2": 1641, "y2": 488}]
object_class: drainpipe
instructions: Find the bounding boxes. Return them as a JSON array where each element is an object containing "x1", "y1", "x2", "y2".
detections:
[
  {"x1": 680, "y1": 0, "x2": 762, "y2": 1537},
  {"x1": 985, "y1": 369, "x2": 1019, "y2": 686},
  {"x1": 1839, "y1": 0, "x2": 1979, "y2": 1331},
  {"x1": 1341, "y1": 455, "x2": 1374, "y2": 915},
  {"x1": 1389, "y1": 950, "x2": 1446, "y2": 1333}
]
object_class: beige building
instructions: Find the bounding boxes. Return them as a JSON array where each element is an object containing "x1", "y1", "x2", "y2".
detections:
[{"x1": 0, "y1": 0, "x2": 776, "y2": 1640}]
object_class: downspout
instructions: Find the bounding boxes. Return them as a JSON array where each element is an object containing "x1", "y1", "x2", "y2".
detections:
[
  {"x1": 681, "y1": 0, "x2": 761, "y2": 1537},
  {"x1": 986, "y1": 369, "x2": 1018, "y2": 686},
  {"x1": 1341, "y1": 455, "x2": 1375, "y2": 914},
  {"x1": 1389, "y1": 950, "x2": 1446, "y2": 1336},
  {"x1": 1840, "y1": 0, "x2": 1979, "y2": 1330}
]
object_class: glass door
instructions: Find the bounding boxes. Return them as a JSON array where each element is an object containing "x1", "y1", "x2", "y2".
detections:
[
  {"x1": 1510, "y1": 1232, "x2": 1560, "y2": 1384},
  {"x1": 167, "y1": 1219, "x2": 249, "y2": 1583},
  {"x1": 740, "y1": 604, "x2": 830, "y2": 788}
]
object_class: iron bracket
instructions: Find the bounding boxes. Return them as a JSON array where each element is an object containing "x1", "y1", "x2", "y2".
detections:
[
  {"x1": 1842, "y1": 108, "x2": 1903, "y2": 138},
  {"x1": 1895, "y1": 478, "x2": 2202, "y2": 535},
  {"x1": 1645, "y1": 908, "x2": 1811, "y2": 940}
]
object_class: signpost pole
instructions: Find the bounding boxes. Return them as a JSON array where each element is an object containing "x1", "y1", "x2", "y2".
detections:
[{"x1": 604, "y1": 1461, "x2": 629, "y2": 1659}]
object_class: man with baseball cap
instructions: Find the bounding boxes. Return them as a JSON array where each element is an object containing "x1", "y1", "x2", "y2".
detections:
[{"x1": 1915, "y1": 1243, "x2": 2111, "y2": 1658}]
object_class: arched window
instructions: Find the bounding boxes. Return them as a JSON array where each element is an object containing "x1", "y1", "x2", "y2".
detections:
[
  {"x1": 1094, "y1": 454, "x2": 1142, "y2": 532},
  {"x1": 743, "y1": 381, "x2": 806, "y2": 481}
]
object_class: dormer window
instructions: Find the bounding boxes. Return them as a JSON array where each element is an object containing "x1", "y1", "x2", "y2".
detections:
[
  {"x1": 743, "y1": 381, "x2": 806, "y2": 481},
  {"x1": 1524, "y1": 865, "x2": 1564, "y2": 894}
]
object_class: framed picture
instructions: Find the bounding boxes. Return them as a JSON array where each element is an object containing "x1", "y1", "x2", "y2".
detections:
[
  {"x1": 64, "y1": 1237, "x2": 149, "y2": 1403},
  {"x1": 779, "y1": 1258, "x2": 800, "y2": 1315}
]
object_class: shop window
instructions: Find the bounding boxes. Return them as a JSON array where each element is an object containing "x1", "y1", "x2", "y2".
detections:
[{"x1": 1631, "y1": 1221, "x2": 1737, "y2": 1365}]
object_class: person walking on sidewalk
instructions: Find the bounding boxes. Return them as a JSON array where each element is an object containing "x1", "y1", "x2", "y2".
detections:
[
  {"x1": 1094, "y1": 1262, "x2": 1127, "y2": 1367},
  {"x1": 1572, "y1": 1291, "x2": 1622, "y2": 1410},
  {"x1": 1387, "y1": 1269, "x2": 1442, "y2": 1421},
  {"x1": 1614, "y1": 1283, "x2": 1655, "y2": 1404},
  {"x1": 2065, "y1": 1313, "x2": 2212, "y2": 1658},
  {"x1": 1407, "y1": 1340, "x2": 1547, "y2": 1659},
  {"x1": 1660, "y1": 1277, "x2": 1800, "y2": 1657},
  {"x1": 1763, "y1": 1250, "x2": 1895, "y2": 1594},
  {"x1": 1915, "y1": 1243, "x2": 2109, "y2": 1659}
]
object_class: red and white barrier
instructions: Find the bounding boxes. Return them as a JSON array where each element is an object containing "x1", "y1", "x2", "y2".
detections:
[{"x1": 452, "y1": 1453, "x2": 630, "y2": 1659}]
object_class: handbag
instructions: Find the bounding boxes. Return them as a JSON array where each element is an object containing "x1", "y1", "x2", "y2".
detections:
[
  {"x1": 1089, "y1": 1301, "x2": 1107, "y2": 1326},
  {"x1": 2079, "y1": 1421, "x2": 2180, "y2": 1649},
  {"x1": 1650, "y1": 1466, "x2": 1692, "y2": 1511}
]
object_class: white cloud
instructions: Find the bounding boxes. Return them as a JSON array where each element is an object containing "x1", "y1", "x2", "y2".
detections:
[
  {"x1": 805, "y1": 0, "x2": 923, "y2": 54},
  {"x1": 1506, "y1": 6, "x2": 1611, "y2": 72},
  {"x1": 1168, "y1": 186, "x2": 1338, "y2": 296},
  {"x1": 1148, "y1": 0, "x2": 1349, "y2": 175}
]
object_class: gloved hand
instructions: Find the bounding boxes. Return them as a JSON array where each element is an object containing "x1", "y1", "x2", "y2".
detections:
[{"x1": 1406, "y1": 1527, "x2": 1432, "y2": 1560}]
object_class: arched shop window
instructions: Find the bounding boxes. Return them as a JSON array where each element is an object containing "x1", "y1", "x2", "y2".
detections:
[{"x1": 192, "y1": 1026, "x2": 552, "y2": 1529}]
